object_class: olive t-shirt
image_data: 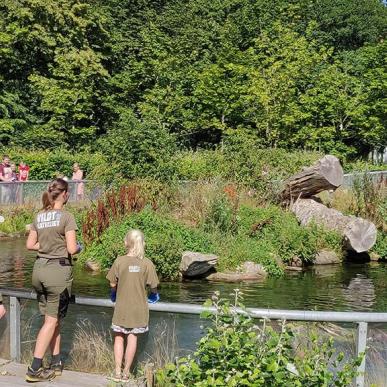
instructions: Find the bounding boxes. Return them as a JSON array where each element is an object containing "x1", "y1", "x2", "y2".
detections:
[
  {"x1": 106, "y1": 255, "x2": 159, "y2": 328},
  {"x1": 31, "y1": 210, "x2": 77, "y2": 258}
]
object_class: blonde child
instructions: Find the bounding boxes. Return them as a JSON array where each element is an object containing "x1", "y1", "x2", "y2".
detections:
[{"x1": 106, "y1": 229, "x2": 159, "y2": 382}]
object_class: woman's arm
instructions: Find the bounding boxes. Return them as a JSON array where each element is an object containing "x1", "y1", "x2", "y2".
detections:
[
  {"x1": 65, "y1": 230, "x2": 79, "y2": 255},
  {"x1": 26, "y1": 230, "x2": 40, "y2": 251}
]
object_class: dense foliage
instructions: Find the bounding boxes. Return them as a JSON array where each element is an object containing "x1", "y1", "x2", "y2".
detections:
[
  {"x1": 82, "y1": 207, "x2": 215, "y2": 279},
  {"x1": 1, "y1": 0, "x2": 386, "y2": 171},
  {"x1": 156, "y1": 291, "x2": 361, "y2": 386}
]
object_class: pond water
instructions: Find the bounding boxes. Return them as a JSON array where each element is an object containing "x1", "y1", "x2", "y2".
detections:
[
  {"x1": 2, "y1": 238, "x2": 387, "y2": 312},
  {"x1": 1, "y1": 238, "x2": 387, "y2": 384}
]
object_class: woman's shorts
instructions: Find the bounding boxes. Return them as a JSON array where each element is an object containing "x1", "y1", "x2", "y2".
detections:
[
  {"x1": 111, "y1": 324, "x2": 149, "y2": 335},
  {"x1": 32, "y1": 258, "x2": 73, "y2": 319}
]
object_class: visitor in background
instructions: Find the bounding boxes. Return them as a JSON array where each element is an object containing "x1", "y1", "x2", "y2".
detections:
[
  {"x1": 71, "y1": 163, "x2": 84, "y2": 201},
  {"x1": 0, "y1": 155, "x2": 12, "y2": 204},
  {"x1": 106, "y1": 229, "x2": 159, "y2": 383},
  {"x1": 18, "y1": 161, "x2": 30, "y2": 181},
  {"x1": 0, "y1": 295, "x2": 6, "y2": 319},
  {"x1": 10, "y1": 163, "x2": 19, "y2": 204},
  {"x1": 10, "y1": 163, "x2": 18, "y2": 181},
  {"x1": 25, "y1": 178, "x2": 82, "y2": 382}
]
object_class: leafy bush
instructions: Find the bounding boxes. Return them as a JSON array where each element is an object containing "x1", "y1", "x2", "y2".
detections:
[
  {"x1": 372, "y1": 232, "x2": 387, "y2": 260},
  {"x1": 82, "y1": 208, "x2": 215, "y2": 280},
  {"x1": 156, "y1": 291, "x2": 361, "y2": 386},
  {"x1": 173, "y1": 141, "x2": 322, "y2": 194},
  {"x1": 212, "y1": 205, "x2": 343, "y2": 274},
  {"x1": 0, "y1": 205, "x2": 35, "y2": 234},
  {"x1": 213, "y1": 234, "x2": 284, "y2": 277},
  {"x1": 202, "y1": 190, "x2": 239, "y2": 234},
  {"x1": 0, "y1": 204, "x2": 87, "y2": 236}
]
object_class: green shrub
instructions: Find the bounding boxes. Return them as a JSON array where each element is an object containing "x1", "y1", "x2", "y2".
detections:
[
  {"x1": 213, "y1": 234, "x2": 283, "y2": 277},
  {"x1": 0, "y1": 204, "x2": 87, "y2": 236},
  {"x1": 82, "y1": 208, "x2": 215, "y2": 280},
  {"x1": 173, "y1": 139, "x2": 322, "y2": 192},
  {"x1": 156, "y1": 291, "x2": 361, "y2": 386},
  {"x1": 236, "y1": 205, "x2": 342, "y2": 264},
  {"x1": 372, "y1": 232, "x2": 387, "y2": 259},
  {"x1": 0, "y1": 205, "x2": 35, "y2": 234},
  {"x1": 202, "y1": 193, "x2": 238, "y2": 234}
]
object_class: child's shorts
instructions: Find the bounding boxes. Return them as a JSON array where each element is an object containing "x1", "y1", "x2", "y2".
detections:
[{"x1": 111, "y1": 324, "x2": 149, "y2": 335}]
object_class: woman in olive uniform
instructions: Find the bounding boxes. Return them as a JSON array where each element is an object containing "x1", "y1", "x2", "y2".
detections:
[{"x1": 25, "y1": 178, "x2": 80, "y2": 382}]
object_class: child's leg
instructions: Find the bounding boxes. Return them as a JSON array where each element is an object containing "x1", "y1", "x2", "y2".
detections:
[
  {"x1": 113, "y1": 332, "x2": 125, "y2": 375},
  {"x1": 123, "y1": 334, "x2": 137, "y2": 375}
]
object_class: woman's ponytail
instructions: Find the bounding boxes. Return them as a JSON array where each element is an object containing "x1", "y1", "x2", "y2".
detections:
[
  {"x1": 42, "y1": 191, "x2": 54, "y2": 210},
  {"x1": 41, "y1": 178, "x2": 69, "y2": 210}
]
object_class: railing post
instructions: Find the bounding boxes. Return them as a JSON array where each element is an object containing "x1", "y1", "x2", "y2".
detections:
[
  {"x1": 9, "y1": 296, "x2": 21, "y2": 362},
  {"x1": 355, "y1": 322, "x2": 367, "y2": 387}
]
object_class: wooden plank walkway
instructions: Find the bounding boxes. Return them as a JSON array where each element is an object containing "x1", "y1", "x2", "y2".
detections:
[{"x1": 0, "y1": 359, "x2": 113, "y2": 386}]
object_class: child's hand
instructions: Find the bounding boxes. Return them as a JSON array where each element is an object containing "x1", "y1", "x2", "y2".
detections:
[
  {"x1": 148, "y1": 292, "x2": 160, "y2": 304},
  {"x1": 110, "y1": 288, "x2": 117, "y2": 302}
]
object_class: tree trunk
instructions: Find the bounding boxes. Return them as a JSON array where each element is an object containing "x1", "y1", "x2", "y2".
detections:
[
  {"x1": 281, "y1": 155, "x2": 344, "y2": 201},
  {"x1": 291, "y1": 199, "x2": 377, "y2": 253}
]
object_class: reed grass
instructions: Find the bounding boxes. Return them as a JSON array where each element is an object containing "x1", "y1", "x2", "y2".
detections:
[{"x1": 68, "y1": 320, "x2": 114, "y2": 374}]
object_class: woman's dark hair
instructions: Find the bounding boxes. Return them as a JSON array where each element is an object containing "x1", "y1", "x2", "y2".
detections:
[{"x1": 42, "y1": 178, "x2": 68, "y2": 210}]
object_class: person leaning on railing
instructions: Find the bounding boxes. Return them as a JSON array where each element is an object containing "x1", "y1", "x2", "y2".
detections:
[{"x1": 25, "y1": 178, "x2": 82, "y2": 382}]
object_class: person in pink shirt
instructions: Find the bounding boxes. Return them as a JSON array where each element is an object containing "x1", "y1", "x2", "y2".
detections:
[
  {"x1": 72, "y1": 163, "x2": 84, "y2": 201},
  {"x1": 18, "y1": 161, "x2": 30, "y2": 181}
]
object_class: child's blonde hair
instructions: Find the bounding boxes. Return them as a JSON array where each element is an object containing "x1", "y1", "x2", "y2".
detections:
[{"x1": 124, "y1": 229, "x2": 145, "y2": 259}]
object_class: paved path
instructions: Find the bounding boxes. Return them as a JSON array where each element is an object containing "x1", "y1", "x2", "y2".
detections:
[{"x1": 0, "y1": 359, "x2": 115, "y2": 386}]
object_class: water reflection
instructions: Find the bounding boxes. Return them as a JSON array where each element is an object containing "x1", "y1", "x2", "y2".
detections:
[{"x1": 342, "y1": 275, "x2": 376, "y2": 310}]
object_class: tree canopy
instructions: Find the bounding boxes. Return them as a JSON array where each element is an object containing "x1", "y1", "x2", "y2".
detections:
[{"x1": 1, "y1": 0, "x2": 386, "y2": 159}]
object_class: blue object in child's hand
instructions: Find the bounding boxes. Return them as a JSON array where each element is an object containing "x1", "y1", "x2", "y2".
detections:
[
  {"x1": 76, "y1": 241, "x2": 83, "y2": 254},
  {"x1": 148, "y1": 293, "x2": 160, "y2": 304},
  {"x1": 110, "y1": 288, "x2": 117, "y2": 303}
]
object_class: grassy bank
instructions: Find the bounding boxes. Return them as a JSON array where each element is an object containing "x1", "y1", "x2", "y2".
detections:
[{"x1": 78, "y1": 181, "x2": 344, "y2": 279}]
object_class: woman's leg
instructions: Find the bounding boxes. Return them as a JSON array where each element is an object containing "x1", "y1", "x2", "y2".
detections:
[
  {"x1": 49, "y1": 320, "x2": 60, "y2": 355},
  {"x1": 34, "y1": 315, "x2": 59, "y2": 358},
  {"x1": 114, "y1": 332, "x2": 125, "y2": 376},
  {"x1": 123, "y1": 334, "x2": 137, "y2": 376}
]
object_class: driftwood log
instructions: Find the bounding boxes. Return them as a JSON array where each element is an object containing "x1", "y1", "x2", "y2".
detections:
[
  {"x1": 281, "y1": 155, "x2": 343, "y2": 201},
  {"x1": 291, "y1": 199, "x2": 377, "y2": 253}
]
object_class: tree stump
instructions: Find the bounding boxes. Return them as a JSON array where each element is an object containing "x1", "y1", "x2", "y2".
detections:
[
  {"x1": 281, "y1": 155, "x2": 343, "y2": 201},
  {"x1": 291, "y1": 199, "x2": 377, "y2": 253}
]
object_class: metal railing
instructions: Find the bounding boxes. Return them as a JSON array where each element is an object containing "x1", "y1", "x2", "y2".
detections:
[
  {"x1": 1, "y1": 288, "x2": 385, "y2": 387},
  {"x1": 0, "y1": 171, "x2": 385, "y2": 206},
  {"x1": 0, "y1": 180, "x2": 102, "y2": 205},
  {"x1": 342, "y1": 171, "x2": 387, "y2": 188}
]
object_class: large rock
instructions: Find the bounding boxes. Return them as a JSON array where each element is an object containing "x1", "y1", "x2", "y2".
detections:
[
  {"x1": 206, "y1": 261, "x2": 267, "y2": 282},
  {"x1": 314, "y1": 250, "x2": 341, "y2": 265},
  {"x1": 240, "y1": 261, "x2": 268, "y2": 277},
  {"x1": 180, "y1": 251, "x2": 218, "y2": 278}
]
